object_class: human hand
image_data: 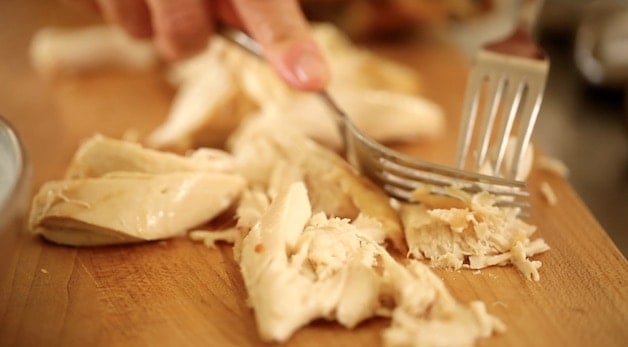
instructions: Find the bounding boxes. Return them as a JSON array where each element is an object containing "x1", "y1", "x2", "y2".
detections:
[{"x1": 63, "y1": 0, "x2": 329, "y2": 90}]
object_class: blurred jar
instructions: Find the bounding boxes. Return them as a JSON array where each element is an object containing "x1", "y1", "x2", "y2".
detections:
[
  {"x1": 574, "y1": 0, "x2": 628, "y2": 88},
  {"x1": 0, "y1": 116, "x2": 30, "y2": 278}
]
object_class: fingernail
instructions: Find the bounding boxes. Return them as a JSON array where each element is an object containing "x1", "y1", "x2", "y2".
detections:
[{"x1": 293, "y1": 51, "x2": 328, "y2": 88}]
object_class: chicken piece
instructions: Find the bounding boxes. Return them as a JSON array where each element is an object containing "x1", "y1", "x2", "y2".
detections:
[
  {"x1": 336, "y1": 90, "x2": 443, "y2": 142},
  {"x1": 189, "y1": 229, "x2": 239, "y2": 248},
  {"x1": 29, "y1": 25, "x2": 159, "y2": 77},
  {"x1": 29, "y1": 172, "x2": 245, "y2": 246},
  {"x1": 239, "y1": 182, "x2": 381, "y2": 340},
  {"x1": 400, "y1": 188, "x2": 550, "y2": 281},
  {"x1": 316, "y1": 23, "x2": 423, "y2": 95},
  {"x1": 229, "y1": 115, "x2": 405, "y2": 251},
  {"x1": 29, "y1": 135, "x2": 246, "y2": 246},
  {"x1": 66, "y1": 134, "x2": 237, "y2": 179},
  {"x1": 272, "y1": 89, "x2": 444, "y2": 150},
  {"x1": 298, "y1": 141, "x2": 405, "y2": 250},
  {"x1": 239, "y1": 181, "x2": 504, "y2": 345},
  {"x1": 147, "y1": 55, "x2": 256, "y2": 151},
  {"x1": 231, "y1": 187, "x2": 272, "y2": 262}
]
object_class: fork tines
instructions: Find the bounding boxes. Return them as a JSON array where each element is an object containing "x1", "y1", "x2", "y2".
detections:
[
  {"x1": 376, "y1": 161, "x2": 529, "y2": 210},
  {"x1": 344, "y1": 120, "x2": 529, "y2": 210},
  {"x1": 456, "y1": 50, "x2": 549, "y2": 181}
]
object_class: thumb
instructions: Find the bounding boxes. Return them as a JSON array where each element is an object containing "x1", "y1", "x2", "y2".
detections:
[{"x1": 229, "y1": 0, "x2": 330, "y2": 91}]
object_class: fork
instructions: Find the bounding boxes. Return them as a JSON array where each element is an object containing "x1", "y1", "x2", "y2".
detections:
[
  {"x1": 220, "y1": 27, "x2": 531, "y2": 209},
  {"x1": 455, "y1": 0, "x2": 549, "y2": 181}
]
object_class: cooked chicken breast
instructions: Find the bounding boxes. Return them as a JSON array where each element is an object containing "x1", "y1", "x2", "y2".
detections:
[
  {"x1": 66, "y1": 134, "x2": 237, "y2": 178},
  {"x1": 29, "y1": 135, "x2": 246, "y2": 246},
  {"x1": 30, "y1": 172, "x2": 245, "y2": 246}
]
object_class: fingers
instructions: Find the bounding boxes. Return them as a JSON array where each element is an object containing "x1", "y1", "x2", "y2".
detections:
[
  {"x1": 81, "y1": 0, "x2": 330, "y2": 89},
  {"x1": 144, "y1": 0, "x2": 211, "y2": 60},
  {"x1": 211, "y1": 0, "x2": 241, "y2": 28},
  {"x1": 93, "y1": 0, "x2": 210, "y2": 59},
  {"x1": 230, "y1": 0, "x2": 329, "y2": 90},
  {"x1": 95, "y1": 0, "x2": 152, "y2": 38}
]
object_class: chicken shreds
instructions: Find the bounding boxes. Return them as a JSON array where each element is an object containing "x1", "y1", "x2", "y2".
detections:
[
  {"x1": 240, "y1": 181, "x2": 505, "y2": 346},
  {"x1": 228, "y1": 115, "x2": 405, "y2": 251},
  {"x1": 400, "y1": 188, "x2": 550, "y2": 281},
  {"x1": 28, "y1": 135, "x2": 246, "y2": 246}
]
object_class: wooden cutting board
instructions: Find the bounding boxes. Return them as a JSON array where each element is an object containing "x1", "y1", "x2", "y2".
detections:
[{"x1": 0, "y1": 1, "x2": 626, "y2": 346}]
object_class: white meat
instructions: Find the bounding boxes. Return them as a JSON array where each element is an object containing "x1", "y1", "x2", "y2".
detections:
[{"x1": 239, "y1": 182, "x2": 505, "y2": 346}]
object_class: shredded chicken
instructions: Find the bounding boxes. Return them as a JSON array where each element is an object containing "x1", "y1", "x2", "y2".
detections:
[
  {"x1": 239, "y1": 181, "x2": 505, "y2": 346},
  {"x1": 228, "y1": 114, "x2": 405, "y2": 251},
  {"x1": 401, "y1": 188, "x2": 550, "y2": 281},
  {"x1": 189, "y1": 229, "x2": 238, "y2": 248}
]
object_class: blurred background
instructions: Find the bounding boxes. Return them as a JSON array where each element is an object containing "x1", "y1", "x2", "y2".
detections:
[
  {"x1": 301, "y1": 0, "x2": 628, "y2": 255},
  {"x1": 535, "y1": 0, "x2": 627, "y2": 256}
]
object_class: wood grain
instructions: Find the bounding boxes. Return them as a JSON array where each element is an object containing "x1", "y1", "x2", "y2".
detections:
[{"x1": 1, "y1": 1, "x2": 626, "y2": 346}]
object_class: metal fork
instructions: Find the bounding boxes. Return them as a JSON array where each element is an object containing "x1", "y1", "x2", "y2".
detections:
[
  {"x1": 221, "y1": 27, "x2": 531, "y2": 209},
  {"x1": 353, "y1": 0, "x2": 549, "y2": 208},
  {"x1": 455, "y1": 0, "x2": 549, "y2": 181},
  {"x1": 334, "y1": 102, "x2": 530, "y2": 208}
]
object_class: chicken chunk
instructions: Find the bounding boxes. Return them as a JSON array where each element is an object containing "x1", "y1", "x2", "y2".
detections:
[
  {"x1": 30, "y1": 172, "x2": 245, "y2": 246},
  {"x1": 29, "y1": 135, "x2": 246, "y2": 246},
  {"x1": 29, "y1": 25, "x2": 159, "y2": 76},
  {"x1": 66, "y1": 134, "x2": 237, "y2": 178}
]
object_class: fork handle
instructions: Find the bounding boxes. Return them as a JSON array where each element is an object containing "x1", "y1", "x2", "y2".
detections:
[
  {"x1": 485, "y1": 0, "x2": 546, "y2": 59},
  {"x1": 518, "y1": 0, "x2": 545, "y2": 34}
]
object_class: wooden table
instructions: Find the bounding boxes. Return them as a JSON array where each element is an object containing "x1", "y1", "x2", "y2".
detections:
[{"x1": 1, "y1": 1, "x2": 626, "y2": 346}]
